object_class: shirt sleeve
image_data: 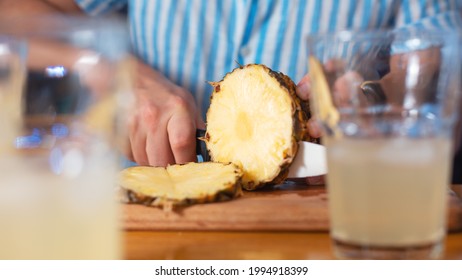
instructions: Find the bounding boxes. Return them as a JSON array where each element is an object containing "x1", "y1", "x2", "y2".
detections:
[{"x1": 74, "y1": 0, "x2": 127, "y2": 16}]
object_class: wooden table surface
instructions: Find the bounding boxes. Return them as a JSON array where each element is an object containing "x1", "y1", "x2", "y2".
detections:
[
  {"x1": 123, "y1": 185, "x2": 462, "y2": 260},
  {"x1": 123, "y1": 230, "x2": 462, "y2": 260}
]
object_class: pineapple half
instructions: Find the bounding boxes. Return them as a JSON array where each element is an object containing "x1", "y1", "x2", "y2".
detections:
[
  {"x1": 119, "y1": 162, "x2": 242, "y2": 207},
  {"x1": 205, "y1": 64, "x2": 313, "y2": 190}
]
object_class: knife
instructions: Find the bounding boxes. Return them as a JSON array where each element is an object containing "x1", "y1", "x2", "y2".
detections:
[{"x1": 195, "y1": 129, "x2": 327, "y2": 178}]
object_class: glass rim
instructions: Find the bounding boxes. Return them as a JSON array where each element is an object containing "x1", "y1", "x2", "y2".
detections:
[
  {"x1": 0, "y1": 14, "x2": 128, "y2": 37},
  {"x1": 306, "y1": 28, "x2": 460, "y2": 44},
  {"x1": 0, "y1": 15, "x2": 130, "y2": 59}
]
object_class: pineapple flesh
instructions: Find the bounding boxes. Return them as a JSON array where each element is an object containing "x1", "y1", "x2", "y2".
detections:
[
  {"x1": 119, "y1": 162, "x2": 242, "y2": 207},
  {"x1": 205, "y1": 64, "x2": 313, "y2": 190}
]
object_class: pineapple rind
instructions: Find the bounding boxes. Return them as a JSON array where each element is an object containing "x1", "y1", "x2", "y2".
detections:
[
  {"x1": 119, "y1": 162, "x2": 243, "y2": 207},
  {"x1": 206, "y1": 64, "x2": 314, "y2": 190}
]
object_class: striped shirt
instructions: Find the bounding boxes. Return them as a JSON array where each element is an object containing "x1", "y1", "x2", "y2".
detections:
[{"x1": 75, "y1": 0, "x2": 462, "y2": 118}]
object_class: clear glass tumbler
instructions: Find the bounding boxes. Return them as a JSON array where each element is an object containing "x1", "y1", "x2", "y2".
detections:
[
  {"x1": 307, "y1": 29, "x2": 461, "y2": 259},
  {"x1": 0, "y1": 16, "x2": 133, "y2": 259}
]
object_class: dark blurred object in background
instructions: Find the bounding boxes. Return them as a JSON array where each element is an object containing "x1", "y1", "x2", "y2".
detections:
[
  {"x1": 452, "y1": 115, "x2": 462, "y2": 184},
  {"x1": 453, "y1": 149, "x2": 461, "y2": 184},
  {"x1": 25, "y1": 67, "x2": 90, "y2": 116}
]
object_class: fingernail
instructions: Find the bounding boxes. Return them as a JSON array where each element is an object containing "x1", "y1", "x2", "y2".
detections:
[{"x1": 296, "y1": 81, "x2": 311, "y2": 100}]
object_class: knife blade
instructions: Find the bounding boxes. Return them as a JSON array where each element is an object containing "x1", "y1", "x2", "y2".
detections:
[
  {"x1": 195, "y1": 129, "x2": 327, "y2": 178},
  {"x1": 287, "y1": 140, "x2": 327, "y2": 178}
]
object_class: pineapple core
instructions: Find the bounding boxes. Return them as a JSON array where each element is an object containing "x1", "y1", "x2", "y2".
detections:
[{"x1": 236, "y1": 112, "x2": 253, "y2": 140}]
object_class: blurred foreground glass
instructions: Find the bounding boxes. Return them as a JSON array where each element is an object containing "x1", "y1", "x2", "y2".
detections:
[
  {"x1": 0, "y1": 16, "x2": 133, "y2": 259},
  {"x1": 307, "y1": 30, "x2": 461, "y2": 259}
]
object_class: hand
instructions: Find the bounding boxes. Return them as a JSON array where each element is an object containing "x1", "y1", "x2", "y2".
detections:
[
  {"x1": 127, "y1": 60, "x2": 204, "y2": 167},
  {"x1": 296, "y1": 76, "x2": 326, "y2": 186},
  {"x1": 296, "y1": 61, "x2": 364, "y2": 186},
  {"x1": 296, "y1": 60, "x2": 364, "y2": 139}
]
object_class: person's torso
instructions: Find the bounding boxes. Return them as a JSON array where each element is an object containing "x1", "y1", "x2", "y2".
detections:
[{"x1": 127, "y1": 0, "x2": 407, "y2": 116}]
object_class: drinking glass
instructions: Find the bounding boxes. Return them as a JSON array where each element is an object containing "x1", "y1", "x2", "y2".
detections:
[
  {"x1": 0, "y1": 16, "x2": 133, "y2": 259},
  {"x1": 307, "y1": 29, "x2": 461, "y2": 259}
]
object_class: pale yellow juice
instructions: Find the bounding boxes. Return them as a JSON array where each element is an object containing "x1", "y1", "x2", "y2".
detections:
[
  {"x1": 0, "y1": 148, "x2": 121, "y2": 259},
  {"x1": 325, "y1": 136, "x2": 451, "y2": 249}
]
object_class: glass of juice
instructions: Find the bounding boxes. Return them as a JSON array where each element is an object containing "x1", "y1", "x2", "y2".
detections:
[
  {"x1": 0, "y1": 16, "x2": 133, "y2": 259},
  {"x1": 307, "y1": 29, "x2": 461, "y2": 259}
]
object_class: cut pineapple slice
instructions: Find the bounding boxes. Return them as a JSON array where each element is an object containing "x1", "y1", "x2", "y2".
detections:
[
  {"x1": 119, "y1": 162, "x2": 242, "y2": 207},
  {"x1": 205, "y1": 64, "x2": 313, "y2": 190}
]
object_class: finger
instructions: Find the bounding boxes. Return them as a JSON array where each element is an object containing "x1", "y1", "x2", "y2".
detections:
[
  {"x1": 296, "y1": 75, "x2": 311, "y2": 100},
  {"x1": 307, "y1": 118, "x2": 323, "y2": 139},
  {"x1": 145, "y1": 126, "x2": 175, "y2": 167},
  {"x1": 129, "y1": 121, "x2": 149, "y2": 165},
  {"x1": 140, "y1": 107, "x2": 175, "y2": 167},
  {"x1": 167, "y1": 112, "x2": 197, "y2": 164}
]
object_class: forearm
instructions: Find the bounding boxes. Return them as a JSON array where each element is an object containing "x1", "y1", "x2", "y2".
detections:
[
  {"x1": 0, "y1": 0, "x2": 90, "y2": 70},
  {"x1": 0, "y1": 0, "x2": 82, "y2": 17}
]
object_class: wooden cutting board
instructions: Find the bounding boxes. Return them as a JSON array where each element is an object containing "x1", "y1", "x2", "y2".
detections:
[{"x1": 123, "y1": 182, "x2": 462, "y2": 232}]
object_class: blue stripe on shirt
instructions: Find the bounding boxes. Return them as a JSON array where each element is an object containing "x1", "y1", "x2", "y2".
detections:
[
  {"x1": 456, "y1": 0, "x2": 461, "y2": 8},
  {"x1": 255, "y1": 0, "x2": 276, "y2": 64},
  {"x1": 81, "y1": 0, "x2": 100, "y2": 14},
  {"x1": 97, "y1": 0, "x2": 120, "y2": 14},
  {"x1": 225, "y1": 1, "x2": 237, "y2": 72},
  {"x1": 80, "y1": 0, "x2": 125, "y2": 15},
  {"x1": 163, "y1": 1, "x2": 177, "y2": 79},
  {"x1": 328, "y1": 0, "x2": 340, "y2": 31},
  {"x1": 177, "y1": 0, "x2": 193, "y2": 84},
  {"x1": 431, "y1": 16, "x2": 443, "y2": 28},
  {"x1": 311, "y1": 0, "x2": 323, "y2": 32},
  {"x1": 402, "y1": 0, "x2": 413, "y2": 24},
  {"x1": 128, "y1": 1, "x2": 140, "y2": 55},
  {"x1": 342, "y1": 0, "x2": 354, "y2": 57},
  {"x1": 444, "y1": 0, "x2": 452, "y2": 9},
  {"x1": 433, "y1": 0, "x2": 441, "y2": 13},
  {"x1": 346, "y1": 0, "x2": 356, "y2": 28},
  {"x1": 151, "y1": 0, "x2": 162, "y2": 67},
  {"x1": 375, "y1": 0, "x2": 387, "y2": 27},
  {"x1": 238, "y1": 0, "x2": 258, "y2": 64},
  {"x1": 190, "y1": 0, "x2": 208, "y2": 95},
  {"x1": 361, "y1": 0, "x2": 372, "y2": 28},
  {"x1": 138, "y1": 0, "x2": 148, "y2": 62},
  {"x1": 288, "y1": 0, "x2": 308, "y2": 79},
  {"x1": 419, "y1": 0, "x2": 428, "y2": 18},
  {"x1": 203, "y1": 1, "x2": 223, "y2": 112},
  {"x1": 272, "y1": 0, "x2": 290, "y2": 70}
]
